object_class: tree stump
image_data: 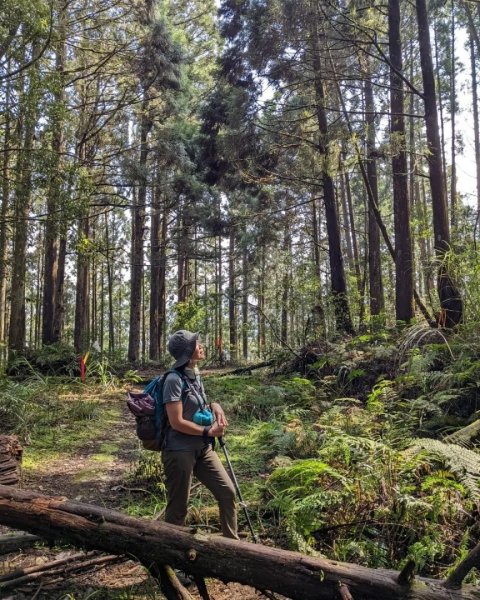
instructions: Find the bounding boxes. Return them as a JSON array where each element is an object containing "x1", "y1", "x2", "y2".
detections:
[{"x1": 0, "y1": 436, "x2": 22, "y2": 486}]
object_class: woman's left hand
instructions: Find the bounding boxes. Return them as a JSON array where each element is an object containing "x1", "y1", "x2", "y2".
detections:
[{"x1": 210, "y1": 402, "x2": 228, "y2": 427}]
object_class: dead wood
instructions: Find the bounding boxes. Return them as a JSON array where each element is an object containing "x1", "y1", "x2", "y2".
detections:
[
  {"x1": 0, "y1": 436, "x2": 22, "y2": 486},
  {"x1": 0, "y1": 553, "x2": 122, "y2": 592},
  {"x1": 0, "y1": 551, "x2": 95, "y2": 582},
  {"x1": 0, "y1": 485, "x2": 478, "y2": 600},
  {"x1": 445, "y1": 541, "x2": 480, "y2": 589},
  {"x1": 219, "y1": 361, "x2": 274, "y2": 376},
  {"x1": 0, "y1": 533, "x2": 42, "y2": 555}
]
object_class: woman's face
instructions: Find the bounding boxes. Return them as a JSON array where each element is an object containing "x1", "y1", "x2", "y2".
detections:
[{"x1": 190, "y1": 340, "x2": 205, "y2": 362}]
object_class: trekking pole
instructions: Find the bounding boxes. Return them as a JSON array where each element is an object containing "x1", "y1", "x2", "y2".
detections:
[{"x1": 219, "y1": 436, "x2": 258, "y2": 543}]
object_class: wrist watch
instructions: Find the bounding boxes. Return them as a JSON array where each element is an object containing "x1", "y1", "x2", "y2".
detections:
[{"x1": 203, "y1": 425, "x2": 212, "y2": 441}]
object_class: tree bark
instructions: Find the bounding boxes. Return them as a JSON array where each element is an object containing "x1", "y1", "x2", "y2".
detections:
[
  {"x1": 416, "y1": 0, "x2": 462, "y2": 327},
  {"x1": 228, "y1": 224, "x2": 237, "y2": 361},
  {"x1": 128, "y1": 98, "x2": 151, "y2": 362},
  {"x1": 0, "y1": 486, "x2": 478, "y2": 600},
  {"x1": 364, "y1": 72, "x2": 384, "y2": 321},
  {"x1": 310, "y1": 12, "x2": 354, "y2": 335},
  {"x1": 42, "y1": 0, "x2": 67, "y2": 345},
  {"x1": 469, "y1": 33, "x2": 480, "y2": 214},
  {"x1": 388, "y1": 0, "x2": 414, "y2": 324},
  {"x1": 9, "y1": 42, "x2": 41, "y2": 352},
  {"x1": 74, "y1": 213, "x2": 90, "y2": 353}
]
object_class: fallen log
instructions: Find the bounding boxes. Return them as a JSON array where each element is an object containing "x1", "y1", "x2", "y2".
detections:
[{"x1": 0, "y1": 485, "x2": 478, "y2": 600}]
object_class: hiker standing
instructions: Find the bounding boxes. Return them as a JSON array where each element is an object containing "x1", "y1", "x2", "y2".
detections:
[{"x1": 162, "y1": 330, "x2": 238, "y2": 539}]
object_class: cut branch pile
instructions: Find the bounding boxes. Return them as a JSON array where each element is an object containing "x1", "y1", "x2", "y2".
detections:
[
  {"x1": 0, "y1": 436, "x2": 22, "y2": 486},
  {"x1": 0, "y1": 485, "x2": 479, "y2": 600}
]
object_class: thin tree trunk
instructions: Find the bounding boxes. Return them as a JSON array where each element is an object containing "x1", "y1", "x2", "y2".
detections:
[
  {"x1": 242, "y1": 244, "x2": 248, "y2": 360},
  {"x1": 469, "y1": 33, "x2": 480, "y2": 214},
  {"x1": 104, "y1": 213, "x2": 115, "y2": 354},
  {"x1": 150, "y1": 177, "x2": 161, "y2": 361},
  {"x1": 42, "y1": 0, "x2": 67, "y2": 345},
  {"x1": 450, "y1": 0, "x2": 457, "y2": 228},
  {"x1": 228, "y1": 225, "x2": 237, "y2": 361},
  {"x1": 9, "y1": 42, "x2": 41, "y2": 352},
  {"x1": 74, "y1": 214, "x2": 90, "y2": 353},
  {"x1": 0, "y1": 72, "x2": 12, "y2": 351},
  {"x1": 218, "y1": 234, "x2": 224, "y2": 364},
  {"x1": 416, "y1": 0, "x2": 463, "y2": 327},
  {"x1": 310, "y1": 10, "x2": 354, "y2": 335},
  {"x1": 364, "y1": 71, "x2": 384, "y2": 320},
  {"x1": 311, "y1": 194, "x2": 326, "y2": 338},
  {"x1": 388, "y1": 0, "x2": 414, "y2": 323},
  {"x1": 128, "y1": 99, "x2": 151, "y2": 362},
  {"x1": 434, "y1": 18, "x2": 448, "y2": 203}
]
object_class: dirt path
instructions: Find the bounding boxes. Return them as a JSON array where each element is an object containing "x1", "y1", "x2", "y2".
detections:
[{"x1": 24, "y1": 391, "x2": 136, "y2": 506}]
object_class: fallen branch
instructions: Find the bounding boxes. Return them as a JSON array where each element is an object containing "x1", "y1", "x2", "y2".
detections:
[
  {"x1": 0, "y1": 551, "x2": 95, "y2": 582},
  {"x1": 218, "y1": 361, "x2": 274, "y2": 376},
  {"x1": 0, "y1": 485, "x2": 478, "y2": 600},
  {"x1": 0, "y1": 553, "x2": 122, "y2": 592}
]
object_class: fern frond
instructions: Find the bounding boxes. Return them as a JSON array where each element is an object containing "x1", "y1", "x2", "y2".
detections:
[{"x1": 404, "y1": 438, "x2": 480, "y2": 501}]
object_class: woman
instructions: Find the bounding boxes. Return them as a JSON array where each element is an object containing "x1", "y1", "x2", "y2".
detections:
[{"x1": 162, "y1": 329, "x2": 238, "y2": 539}]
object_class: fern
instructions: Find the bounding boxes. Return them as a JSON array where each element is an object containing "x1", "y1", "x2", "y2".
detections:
[{"x1": 404, "y1": 439, "x2": 480, "y2": 502}]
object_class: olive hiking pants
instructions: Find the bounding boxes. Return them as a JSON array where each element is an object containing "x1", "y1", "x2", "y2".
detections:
[{"x1": 162, "y1": 445, "x2": 238, "y2": 539}]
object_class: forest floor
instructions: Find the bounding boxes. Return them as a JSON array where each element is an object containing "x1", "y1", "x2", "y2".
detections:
[{"x1": 0, "y1": 376, "x2": 269, "y2": 600}]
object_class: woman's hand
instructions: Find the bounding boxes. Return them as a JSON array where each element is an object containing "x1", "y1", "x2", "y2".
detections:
[
  {"x1": 210, "y1": 402, "x2": 228, "y2": 427},
  {"x1": 209, "y1": 422, "x2": 225, "y2": 437}
]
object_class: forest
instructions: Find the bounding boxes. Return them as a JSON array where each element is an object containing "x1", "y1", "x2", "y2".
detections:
[{"x1": 0, "y1": 0, "x2": 480, "y2": 598}]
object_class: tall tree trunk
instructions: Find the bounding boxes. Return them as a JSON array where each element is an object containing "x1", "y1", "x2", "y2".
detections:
[
  {"x1": 470, "y1": 33, "x2": 480, "y2": 214},
  {"x1": 281, "y1": 209, "x2": 291, "y2": 346},
  {"x1": 388, "y1": 0, "x2": 414, "y2": 324},
  {"x1": 433, "y1": 18, "x2": 448, "y2": 203},
  {"x1": 9, "y1": 42, "x2": 41, "y2": 352},
  {"x1": 128, "y1": 99, "x2": 151, "y2": 362},
  {"x1": 74, "y1": 214, "x2": 90, "y2": 353},
  {"x1": 416, "y1": 0, "x2": 463, "y2": 327},
  {"x1": 228, "y1": 225, "x2": 237, "y2": 361},
  {"x1": 310, "y1": 10, "x2": 354, "y2": 335},
  {"x1": 42, "y1": 1, "x2": 67, "y2": 345},
  {"x1": 0, "y1": 72, "x2": 12, "y2": 353},
  {"x1": 364, "y1": 71, "x2": 384, "y2": 320},
  {"x1": 217, "y1": 234, "x2": 224, "y2": 364},
  {"x1": 257, "y1": 248, "x2": 266, "y2": 358},
  {"x1": 104, "y1": 213, "x2": 115, "y2": 354},
  {"x1": 450, "y1": 0, "x2": 457, "y2": 228},
  {"x1": 177, "y1": 208, "x2": 191, "y2": 304},
  {"x1": 242, "y1": 244, "x2": 249, "y2": 360},
  {"x1": 311, "y1": 194, "x2": 326, "y2": 338},
  {"x1": 150, "y1": 171, "x2": 161, "y2": 361}
]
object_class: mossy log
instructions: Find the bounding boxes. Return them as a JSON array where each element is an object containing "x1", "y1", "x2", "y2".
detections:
[{"x1": 0, "y1": 485, "x2": 478, "y2": 600}]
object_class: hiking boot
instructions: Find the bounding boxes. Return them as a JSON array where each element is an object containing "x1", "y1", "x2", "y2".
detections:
[{"x1": 174, "y1": 569, "x2": 194, "y2": 587}]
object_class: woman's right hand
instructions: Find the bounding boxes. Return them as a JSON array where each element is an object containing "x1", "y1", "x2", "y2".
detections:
[{"x1": 208, "y1": 422, "x2": 225, "y2": 437}]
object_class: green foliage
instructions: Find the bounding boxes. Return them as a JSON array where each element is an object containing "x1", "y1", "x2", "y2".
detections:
[
  {"x1": 171, "y1": 295, "x2": 206, "y2": 334},
  {"x1": 405, "y1": 439, "x2": 480, "y2": 502},
  {"x1": 8, "y1": 344, "x2": 79, "y2": 377}
]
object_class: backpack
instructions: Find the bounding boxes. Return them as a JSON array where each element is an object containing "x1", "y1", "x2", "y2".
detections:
[{"x1": 126, "y1": 370, "x2": 187, "y2": 451}]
